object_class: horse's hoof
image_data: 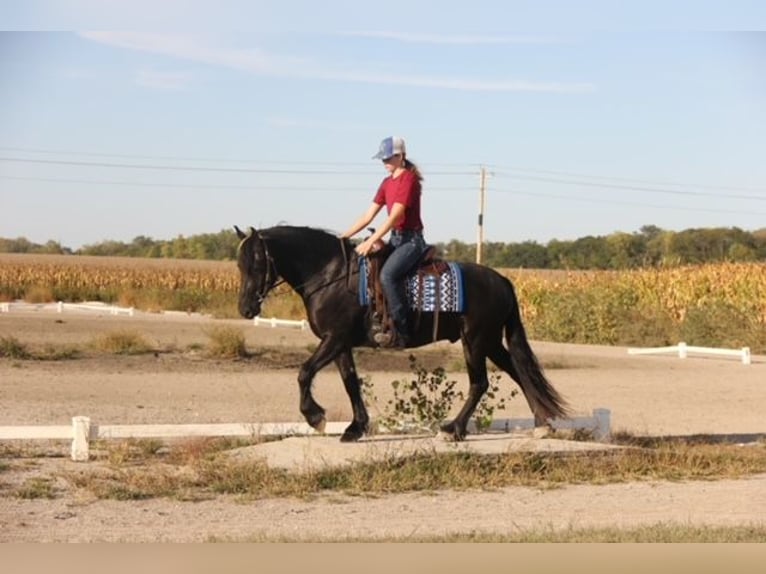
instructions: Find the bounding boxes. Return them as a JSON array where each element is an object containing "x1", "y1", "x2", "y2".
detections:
[
  {"x1": 340, "y1": 431, "x2": 361, "y2": 443},
  {"x1": 438, "y1": 422, "x2": 466, "y2": 442},
  {"x1": 307, "y1": 416, "x2": 326, "y2": 434},
  {"x1": 532, "y1": 426, "x2": 550, "y2": 439},
  {"x1": 439, "y1": 421, "x2": 455, "y2": 435},
  {"x1": 339, "y1": 421, "x2": 368, "y2": 442}
]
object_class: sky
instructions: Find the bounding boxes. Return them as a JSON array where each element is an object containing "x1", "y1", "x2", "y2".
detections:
[{"x1": 1, "y1": 1, "x2": 766, "y2": 249}]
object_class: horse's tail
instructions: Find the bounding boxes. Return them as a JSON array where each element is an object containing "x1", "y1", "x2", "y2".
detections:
[{"x1": 504, "y1": 285, "x2": 570, "y2": 424}]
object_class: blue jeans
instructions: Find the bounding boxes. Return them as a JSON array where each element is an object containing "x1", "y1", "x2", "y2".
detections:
[{"x1": 380, "y1": 230, "x2": 426, "y2": 337}]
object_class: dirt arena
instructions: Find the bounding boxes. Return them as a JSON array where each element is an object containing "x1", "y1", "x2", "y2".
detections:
[{"x1": 1, "y1": 309, "x2": 765, "y2": 541}]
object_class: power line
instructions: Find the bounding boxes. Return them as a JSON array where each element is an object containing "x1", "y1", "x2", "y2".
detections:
[
  {"x1": 489, "y1": 165, "x2": 766, "y2": 194},
  {"x1": 493, "y1": 187, "x2": 766, "y2": 216},
  {"x1": 3, "y1": 174, "x2": 765, "y2": 215},
  {"x1": 0, "y1": 174, "x2": 468, "y2": 192},
  {"x1": 0, "y1": 156, "x2": 475, "y2": 176},
  {"x1": 492, "y1": 171, "x2": 766, "y2": 201},
  {"x1": 3, "y1": 149, "x2": 764, "y2": 208},
  {"x1": 3, "y1": 146, "x2": 763, "y2": 193},
  {"x1": 0, "y1": 145, "x2": 373, "y2": 166},
  {"x1": 0, "y1": 145, "x2": 477, "y2": 169}
]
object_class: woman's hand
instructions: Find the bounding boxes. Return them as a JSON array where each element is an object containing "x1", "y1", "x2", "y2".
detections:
[{"x1": 355, "y1": 238, "x2": 376, "y2": 257}]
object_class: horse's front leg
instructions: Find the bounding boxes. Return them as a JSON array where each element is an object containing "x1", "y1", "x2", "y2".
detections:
[
  {"x1": 441, "y1": 335, "x2": 489, "y2": 441},
  {"x1": 297, "y1": 336, "x2": 344, "y2": 432},
  {"x1": 335, "y1": 349, "x2": 369, "y2": 442}
]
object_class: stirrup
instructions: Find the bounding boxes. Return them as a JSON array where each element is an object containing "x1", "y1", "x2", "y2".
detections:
[
  {"x1": 374, "y1": 330, "x2": 408, "y2": 349},
  {"x1": 369, "y1": 313, "x2": 384, "y2": 335}
]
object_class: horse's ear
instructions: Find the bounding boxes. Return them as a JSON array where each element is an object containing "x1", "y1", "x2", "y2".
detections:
[{"x1": 234, "y1": 225, "x2": 246, "y2": 239}]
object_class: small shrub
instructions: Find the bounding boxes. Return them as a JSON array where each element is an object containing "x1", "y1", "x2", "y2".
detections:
[
  {"x1": 92, "y1": 330, "x2": 153, "y2": 355},
  {"x1": 363, "y1": 355, "x2": 514, "y2": 434},
  {"x1": 103, "y1": 439, "x2": 165, "y2": 466},
  {"x1": 681, "y1": 301, "x2": 753, "y2": 349},
  {"x1": 205, "y1": 326, "x2": 247, "y2": 358},
  {"x1": 169, "y1": 288, "x2": 210, "y2": 313},
  {"x1": 15, "y1": 477, "x2": 57, "y2": 499},
  {"x1": 23, "y1": 285, "x2": 54, "y2": 303},
  {"x1": 39, "y1": 344, "x2": 81, "y2": 360},
  {"x1": 614, "y1": 306, "x2": 678, "y2": 347},
  {"x1": 0, "y1": 336, "x2": 31, "y2": 359},
  {"x1": 472, "y1": 371, "x2": 517, "y2": 433}
]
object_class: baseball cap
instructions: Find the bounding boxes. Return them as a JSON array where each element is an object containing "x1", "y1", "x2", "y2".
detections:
[{"x1": 372, "y1": 136, "x2": 406, "y2": 160}]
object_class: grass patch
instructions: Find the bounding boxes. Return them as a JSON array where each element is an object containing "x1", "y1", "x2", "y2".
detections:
[
  {"x1": 0, "y1": 337, "x2": 81, "y2": 360},
  {"x1": 38, "y1": 344, "x2": 81, "y2": 360},
  {"x1": 23, "y1": 285, "x2": 54, "y2": 303},
  {"x1": 90, "y1": 330, "x2": 153, "y2": 355},
  {"x1": 101, "y1": 439, "x2": 165, "y2": 466},
  {"x1": 62, "y1": 438, "x2": 766, "y2": 502},
  {"x1": 216, "y1": 523, "x2": 766, "y2": 543},
  {"x1": 0, "y1": 336, "x2": 32, "y2": 359},
  {"x1": 15, "y1": 477, "x2": 57, "y2": 499},
  {"x1": 204, "y1": 326, "x2": 247, "y2": 359}
]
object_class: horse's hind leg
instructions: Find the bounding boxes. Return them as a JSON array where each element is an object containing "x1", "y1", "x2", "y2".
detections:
[
  {"x1": 487, "y1": 343, "x2": 545, "y2": 427},
  {"x1": 440, "y1": 336, "x2": 489, "y2": 441},
  {"x1": 334, "y1": 350, "x2": 369, "y2": 442}
]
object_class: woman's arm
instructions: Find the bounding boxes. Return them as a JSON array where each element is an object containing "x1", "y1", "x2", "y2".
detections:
[
  {"x1": 355, "y1": 202, "x2": 405, "y2": 256},
  {"x1": 341, "y1": 203, "x2": 382, "y2": 239}
]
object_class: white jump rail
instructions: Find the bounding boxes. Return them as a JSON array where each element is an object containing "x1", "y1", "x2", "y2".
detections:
[
  {"x1": 0, "y1": 409, "x2": 610, "y2": 461},
  {"x1": 253, "y1": 316, "x2": 309, "y2": 330},
  {"x1": 0, "y1": 300, "x2": 134, "y2": 316},
  {"x1": 627, "y1": 342, "x2": 751, "y2": 365},
  {"x1": 472, "y1": 408, "x2": 611, "y2": 441}
]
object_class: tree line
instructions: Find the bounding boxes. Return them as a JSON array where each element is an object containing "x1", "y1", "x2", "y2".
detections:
[{"x1": 2, "y1": 225, "x2": 765, "y2": 269}]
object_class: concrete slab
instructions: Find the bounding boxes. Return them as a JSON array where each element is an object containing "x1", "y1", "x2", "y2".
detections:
[{"x1": 227, "y1": 432, "x2": 622, "y2": 471}]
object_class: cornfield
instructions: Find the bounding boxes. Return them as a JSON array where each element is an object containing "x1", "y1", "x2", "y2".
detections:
[
  {"x1": 2, "y1": 254, "x2": 764, "y2": 352},
  {"x1": 0, "y1": 253, "x2": 240, "y2": 316},
  {"x1": 503, "y1": 262, "x2": 766, "y2": 352}
]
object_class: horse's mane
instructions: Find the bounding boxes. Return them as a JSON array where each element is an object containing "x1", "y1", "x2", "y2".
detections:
[{"x1": 262, "y1": 225, "x2": 354, "y2": 263}]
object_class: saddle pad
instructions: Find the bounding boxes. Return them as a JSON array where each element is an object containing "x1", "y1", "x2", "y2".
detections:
[{"x1": 358, "y1": 258, "x2": 465, "y2": 313}]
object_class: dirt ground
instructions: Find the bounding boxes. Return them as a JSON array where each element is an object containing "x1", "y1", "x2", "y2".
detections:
[{"x1": 1, "y1": 308, "x2": 765, "y2": 542}]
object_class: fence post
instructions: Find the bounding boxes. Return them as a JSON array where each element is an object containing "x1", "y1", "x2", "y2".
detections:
[
  {"x1": 57, "y1": 301, "x2": 64, "y2": 313},
  {"x1": 678, "y1": 342, "x2": 687, "y2": 359},
  {"x1": 593, "y1": 408, "x2": 611, "y2": 441},
  {"x1": 71, "y1": 416, "x2": 91, "y2": 461},
  {"x1": 742, "y1": 347, "x2": 751, "y2": 365}
]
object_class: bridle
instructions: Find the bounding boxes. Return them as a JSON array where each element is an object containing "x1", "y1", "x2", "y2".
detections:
[
  {"x1": 248, "y1": 230, "x2": 284, "y2": 305},
  {"x1": 240, "y1": 227, "x2": 358, "y2": 305}
]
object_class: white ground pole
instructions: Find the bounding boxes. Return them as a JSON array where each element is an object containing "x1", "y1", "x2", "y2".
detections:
[
  {"x1": 0, "y1": 409, "x2": 611, "y2": 461},
  {"x1": 627, "y1": 342, "x2": 751, "y2": 365}
]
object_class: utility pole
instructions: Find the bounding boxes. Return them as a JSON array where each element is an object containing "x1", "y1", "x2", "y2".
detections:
[{"x1": 476, "y1": 166, "x2": 487, "y2": 264}]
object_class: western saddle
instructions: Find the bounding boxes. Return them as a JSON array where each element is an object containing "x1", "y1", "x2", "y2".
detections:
[{"x1": 365, "y1": 240, "x2": 450, "y2": 344}]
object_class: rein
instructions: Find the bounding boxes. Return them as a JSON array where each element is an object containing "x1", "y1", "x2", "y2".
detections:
[{"x1": 253, "y1": 233, "x2": 357, "y2": 304}]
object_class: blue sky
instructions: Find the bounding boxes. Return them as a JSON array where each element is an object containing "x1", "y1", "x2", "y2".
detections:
[{"x1": 1, "y1": 2, "x2": 765, "y2": 249}]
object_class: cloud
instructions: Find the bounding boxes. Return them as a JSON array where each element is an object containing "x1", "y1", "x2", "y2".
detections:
[
  {"x1": 265, "y1": 116, "x2": 380, "y2": 131},
  {"x1": 339, "y1": 31, "x2": 565, "y2": 45},
  {"x1": 78, "y1": 31, "x2": 311, "y2": 75},
  {"x1": 78, "y1": 31, "x2": 594, "y2": 93},
  {"x1": 59, "y1": 67, "x2": 96, "y2": 80},
  {"x1": 135, "y1": 68, "x2": 193, "y2": 90}
]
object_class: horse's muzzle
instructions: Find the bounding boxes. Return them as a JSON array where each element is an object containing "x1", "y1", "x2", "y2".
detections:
[{"x1": 239, "y1": 302, "x2": 260, "y2": 320}]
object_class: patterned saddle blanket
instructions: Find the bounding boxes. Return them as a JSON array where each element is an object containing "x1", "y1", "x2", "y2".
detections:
[{"x1": 358, "y1": 257, "x2": 465, "y2": 313}]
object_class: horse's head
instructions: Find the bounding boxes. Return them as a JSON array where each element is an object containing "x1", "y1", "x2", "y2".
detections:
[{"x1": 234, "y1": 225, "x2": 278, "y2": 319}]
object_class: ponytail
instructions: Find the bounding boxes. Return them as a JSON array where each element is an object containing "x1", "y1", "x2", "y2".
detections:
[{"x1": 403, "y1": 158, "x2": 423, "y2": 182}]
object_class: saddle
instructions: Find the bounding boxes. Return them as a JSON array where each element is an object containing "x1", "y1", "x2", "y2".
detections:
[{"x1": 365, "y1": 241, "x2": 450, "y2": 343}]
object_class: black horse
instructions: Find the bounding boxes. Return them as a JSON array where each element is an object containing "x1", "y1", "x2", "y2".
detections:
[{"x1": 234, "y1": 225, "x2": 568, "y2": 442}]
